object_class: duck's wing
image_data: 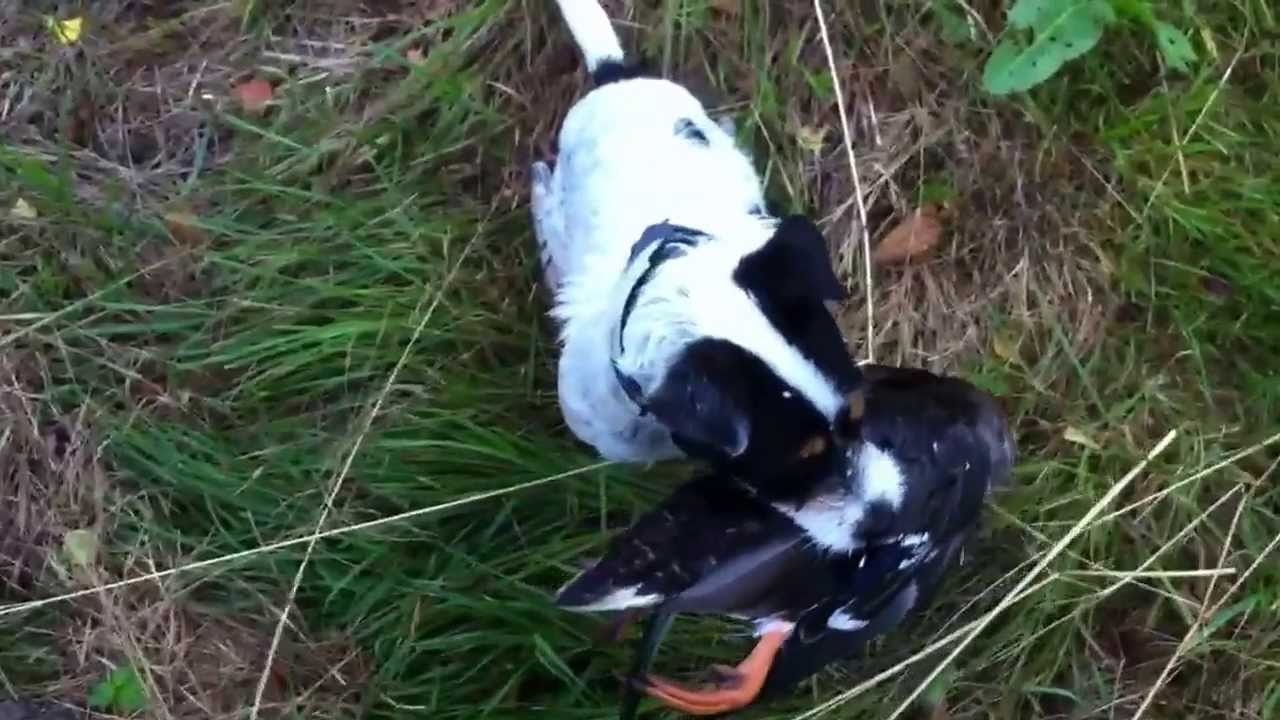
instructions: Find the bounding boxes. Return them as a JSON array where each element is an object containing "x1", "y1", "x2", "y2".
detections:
[
  {"x1": 555, "y1": 474, "x2": 807, "y2": 614},
  {"x1": 756, "y1": 530, "x2": 943, "y2": 698}
]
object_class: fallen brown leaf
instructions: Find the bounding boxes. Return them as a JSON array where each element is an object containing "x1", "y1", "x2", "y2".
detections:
[
  {"x1": 708, "y1": 0, "x2": 740, "y2": 16},
  {"x1": 796, "y1": 125, "x2": 827, "y2": 154},
  {"x1": 234, "y1": 78, "x2": 274, "y2": 115},
  {"x1": 992, "y1": 332, "x2": 1019, "y2": 362},
  {"x1": 164, "y1": 211, "x2": 211, "y2": 248},
  {"x1": 872, "y1": 205, "x2": 943, "y2": 265}
]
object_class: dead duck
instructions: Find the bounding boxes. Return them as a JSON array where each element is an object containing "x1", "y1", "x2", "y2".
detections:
[{"x1": 555, "y1": 364, "x2": 1015, "y2": 716}]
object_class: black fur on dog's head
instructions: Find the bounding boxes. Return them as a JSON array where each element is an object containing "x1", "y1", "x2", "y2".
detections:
[{"x1": 617, "y1": 215, "x2": 864, "y2": 500}]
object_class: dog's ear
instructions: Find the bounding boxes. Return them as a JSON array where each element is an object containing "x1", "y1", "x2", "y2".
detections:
[
  {"x1": 736, "y1": 215, "x2": 860, "y2": 391},
  {"x1": 645, "y1": 340, "x2": 752, "y2": 459},
  {"x1": 735, "y1": 215, "x2": 845, "y2": 305}
]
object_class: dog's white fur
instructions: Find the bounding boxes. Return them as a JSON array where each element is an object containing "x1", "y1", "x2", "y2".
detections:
[{"x1": 534, "y1": 0, "x2": 845, "y2": 462}]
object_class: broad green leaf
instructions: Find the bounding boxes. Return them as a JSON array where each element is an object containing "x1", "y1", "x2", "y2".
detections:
[
  {"x1": 88, "y1": 666, "x2": 148, "y2": 715},
  {"x1": 87, "y1": 676, "x2": 117, "y2": 709},
  {"x1": 1152, "y1": 20, "x2": 1196, "y2": 72},
  {"x1": 113, "y1": 670, "x2": 148, "y2": 714},
  {"x1": 1007, "y1": 0, "x2": 1061, "y2": 31},
  {"x1": 982, "y1": 0, "x2": 1116, "y2": 95},
  {"x1": 982, "y1": 38, "x2": 1029, "y2": 94},
  {"x1": 932, "y1": 0, "x2": 976, "y2": 45}
]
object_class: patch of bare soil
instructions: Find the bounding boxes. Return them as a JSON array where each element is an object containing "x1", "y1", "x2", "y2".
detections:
[{"x1": 0, "y1": 3, "x2": 244, "y2": 202}]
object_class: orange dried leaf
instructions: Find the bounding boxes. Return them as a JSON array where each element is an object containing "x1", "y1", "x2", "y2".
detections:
[
  {"x1": 872, "y1": 206, "x2": 944, "y2": 265},
  {"x1": 234, "y1": 79, "x2": 274, "y2": 115}
]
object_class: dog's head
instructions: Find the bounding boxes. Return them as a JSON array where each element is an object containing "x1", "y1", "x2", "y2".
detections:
[{"x1": 613, "y1": 216, "x2": 865, "y2": 499}]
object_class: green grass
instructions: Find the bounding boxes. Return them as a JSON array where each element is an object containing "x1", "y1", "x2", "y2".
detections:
[{"x1": 2, "y1": 0, "x2": 1279, "y2": 718}]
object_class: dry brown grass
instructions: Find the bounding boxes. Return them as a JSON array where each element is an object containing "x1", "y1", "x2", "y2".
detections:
[
  {"x1": 1, "y1": 353, "x2": 368, "y2": 719},
  {"x1": 58, "y1": 583, "x2": 367, "y2": 720},
  {"x1": 0, "y1": 2, "x2": 402, "y2": 716},
  {"x1": 1, "y1": 3, "x2": 242, "y2": 205}
]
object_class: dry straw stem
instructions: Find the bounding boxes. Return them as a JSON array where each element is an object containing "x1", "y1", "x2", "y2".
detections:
[
  {"x1": 1130, "y1": 452, "x2": 1280, "y2": 720},
  {"x1": 812, "y1": 0, "x2": 875, "y2": 363},
  {"x1": 0, "y1": 461, "x2": 613, "y2": 621},
  {"x1": 990, "y1": 505, "x2": 1198, "y2": 608},
  {"x1": 878, "y1": 430, "x2": 1179, "y2": 720},
  {"x1": 791, "y1": 575, "x2": 1059, "y2": 720},
  {"x1": 1137, "y1": 49, "x2": 1242, "y2": 223},
  {"x1": 246, "y1": 219, "x2": 494, "y2": 720},
  {"x1": 1064, "y1": 569, "x2": 1236, "y2": 580},
  {"x1": 1095, "y1": 429, "x2": 1280, "y2": 525},
  {"x1": 1089, "y1": 483, "x2": 1245, "y2": 607},
  {"x1": 0, "y1": 248, "x2": 201, "y2": 351}
]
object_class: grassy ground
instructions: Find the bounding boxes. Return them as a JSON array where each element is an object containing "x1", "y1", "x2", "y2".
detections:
[{"x1": 2, "y1": 0, "x2": 1279, "y2": 718}]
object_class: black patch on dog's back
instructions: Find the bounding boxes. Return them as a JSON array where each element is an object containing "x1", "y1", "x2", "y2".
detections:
[
  {"x1": 592, "y1": 59, "x2": 653, "y2": 86},
  {"x1": 674, "y1": 118, "x2": 709, "y2": 145}
]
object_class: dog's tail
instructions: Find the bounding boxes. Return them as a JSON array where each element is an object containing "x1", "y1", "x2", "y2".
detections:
[{"x1": 553, "y1": 0, "x2": 642, "y2": 85}]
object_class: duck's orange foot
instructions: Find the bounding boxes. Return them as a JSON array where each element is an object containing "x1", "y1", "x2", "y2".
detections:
[{"x1": 637, "y1": 627, "x2": 788, "y2": 716}]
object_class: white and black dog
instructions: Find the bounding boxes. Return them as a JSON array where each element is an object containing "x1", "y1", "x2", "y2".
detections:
[{"x1": 533, "y1": 0, "x2": 865, "y2": 498}]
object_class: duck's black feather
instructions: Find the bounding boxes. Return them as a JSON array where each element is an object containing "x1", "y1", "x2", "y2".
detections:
[
  {"x1": 760, "y1": 537, "x2": 925, "y2": 698},
  {"x1": 556, "y1": 475, "x2": 827, "y2": 615},
  {"x1": 758, "y1": 365, "x2": 1013, "y2": 694},
  {"x1": 858, "y1": 363, "x2": 1015, "y2": 496},
  {"x1": 559, "y1": 364, "x2": 1015, "y2": 707}
]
